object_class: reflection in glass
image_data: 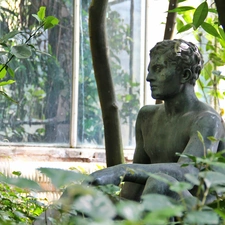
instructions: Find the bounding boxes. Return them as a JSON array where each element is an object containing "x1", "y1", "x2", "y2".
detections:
[
  {"x1": 0, "y1": 0, "x2": 73, "y2": 144},
  {"x1": 78, "y1": 0, "x2": 145, "y2": 147}
]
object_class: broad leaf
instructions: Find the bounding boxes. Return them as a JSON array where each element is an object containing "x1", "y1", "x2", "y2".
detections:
[
  {"x1": 44, "y1": 16, "x2": 59, "y2": 30},
  {"x1": 176, "y1": 18, "x2": 184, "y2": 32},
  {"x1": 7, "y1": 67, "x2": 14, "y2": 78},
  {"x1": 170, "y1": 181, "x2": 192, "y2": 193},
  {"x1": 199, "y1": 171, "x2": 225, "y2": 188},
  {"x1": 184, "y1": 210, "x2": 219, "y2": 224},
  {"x1": 62, "y1": 185, "x2": 116, "y2": 221},
  {"x1": 38, "y1": 167, "x2": 92, "y2": 189},
  {"x1": 207, "y1": 136, "x2": 218, "y2": 142},
  {"x1": 0, "y1": 64, "x2": 7, "y2": 79},
  {"x1": 168, "y1": 6, "x2": 195, "y2": 13},
  {"x1": 143, "y1": 206, "x2": 183, "y2": 224},
  {"x1": 117, "y1": 200, "x2": 143, "y2": 221},
  {"x1": 0, "y1": 91, "x2": 18, "y2": 103},
  {"x1": 0, "y1": 80, "x2": 15, "y2": 86},
  {"x1": 197, "y1": 131, "x2": 204, "y2": 143},
  {"x1": 35, "y1": 50, "x2": 51, "y2": 56},
  {"x1": 2, "y1": 30, "x2": 20, "y2": 42},
  {"x1": 32, "y1": 14, "x2": 41, "y2": 22},
  {"x1": 141, "y1": 194, "x2": 179, "y2": 211},
  {"x1": 193, "y1": 1, "x2": 208, "y2": 29},
  {"x1": 37, "y1": 6, "x2": 46, "y2": 21},
  {"x1": 178, "y1": 23, "x2": 193, "y2": 33},
  {"x1": 201, "y1": 22, "x2": 221, "y2": 38},
  {"x1": 11, "y1": 44, "x2": 32, "y2": 58},
  {"x1": 219, "y1": 27, "x2": 225, "y2": 40},
  {"x1": 0, "y1": 176, "x2": 42, "y2": 191}
]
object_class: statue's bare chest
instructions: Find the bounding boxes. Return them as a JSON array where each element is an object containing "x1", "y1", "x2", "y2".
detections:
[{"x1": 141, "y1": 115, "x2": 191, "y2": 163}]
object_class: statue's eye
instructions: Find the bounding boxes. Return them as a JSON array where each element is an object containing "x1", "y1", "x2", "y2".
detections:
[{"x1": 154, "y1": 65, "x2": 162, "y2": 72}]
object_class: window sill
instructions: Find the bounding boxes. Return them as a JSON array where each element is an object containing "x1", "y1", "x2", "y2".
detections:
[{"x1": 0, "y1": 145, "x2": 134, "y2": 163}]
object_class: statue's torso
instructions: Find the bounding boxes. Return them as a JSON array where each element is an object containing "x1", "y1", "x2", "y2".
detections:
[{"x1": 139, "y1": 103, "x2": 223, "y2": 163}]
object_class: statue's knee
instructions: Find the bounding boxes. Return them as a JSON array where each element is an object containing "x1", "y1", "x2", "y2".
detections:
[
  {"x1": 142, "y1": 173, "x2": 181, "y2": 200},
  {"x1": 142, "y1": 174, "x2": 170, "y2": 195}
]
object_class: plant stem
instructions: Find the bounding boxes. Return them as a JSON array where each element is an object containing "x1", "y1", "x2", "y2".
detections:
[{"x1": 0, "y1": 23, "x2": 45, "y2": 73}]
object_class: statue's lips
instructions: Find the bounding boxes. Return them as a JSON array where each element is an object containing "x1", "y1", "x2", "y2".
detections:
[{"x1": 150, "y1": 85, "x2": 157, "y2": 90}]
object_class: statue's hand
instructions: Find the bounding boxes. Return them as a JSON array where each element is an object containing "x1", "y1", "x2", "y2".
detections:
[{"x1": 90, "y1": 165, "x2": 125, "y2": 186}]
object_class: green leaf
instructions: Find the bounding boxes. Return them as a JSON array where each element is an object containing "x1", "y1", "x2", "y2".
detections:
[
  {"x1": 117, "y1": 200, "x2": 143, "y2": 221},
  {"x1": 207, "y1": 136, "x2": 218, "y2": 142},
  {"x1": 37, "y1": 6, "x2": 46, "y2": 21},
  {"x1": 201, "y1": 22, "x2": 221, "y2": 38},
  {"x1": 0, "y1": 91, "x2": 18, "y2": 103},
  {"x1": 185, "y1": 173, "x2": 200, "y2": 186},
  {"x1": 197, "y1": 131, "x2": 204, "y2": 143},
  {"x1": 0, "y1": 80, "x2": 15, "y2": 86},
  {"x1": 38, "y1": 167, "x2": 92, "y2": 189},
  {"x1": 35, "y1": 50, "x2": 51, "y2": 57},
  {"x1": 44, "y1": 16, "x2": 59, "y2": 30},
  {"x1": 2, "y1": 30, "x2": 20, "y2": 42},
  {"x1": 11, "y1": 44, "x2": 32, "y2": 59},
  {"x1": 184, "y1": 210, "x2": 219, "y2": 224},
  {"x1": 143, "y1": 206, "x2": 183, "y2": 224},
  {"x1": 170, "y1": 181, "x2": 192, "y2": 193},
  {"x1": 176, "y1": 18, "x2": 184, "y2": 32},
  {"x1": 219, "y1": 27, "x2": 225, "y2": 40},
  {"x1": 7, "y1": 67, "x2": 14, "y2": 78},
  {"x1": 31, "y1": 14, "x2": 41, "y2": 22},
  {"x1": 141, "y1": 194, "x2": 179, "y2": 211},
  {"x1": 0, "y1": 64, "x2": 7, "y2": 79},
  {"x1": 12, "y1": 171, "x2": 21, "y2": 177},
  {"x1": 177, "y1": 23, "x2": 193, "y2": 33},
  {"x1": 208, "y1": 8, "x2": 217, "y2": 14},
  {"x1": 0, "y1": 176, "x2": 42, "y2": 191},
  {"x1": 199, "y1": 171, "x2": 225, "y2": 188},
  {"x1": 61, "y1": 184, "x2": 116, "y2": 220},
  {"x1": 168, "y1": 6, "x2": 195, "y2": 13},
  {"x1": 193, "y1": 1, "x2": 208, "y2": 29}
]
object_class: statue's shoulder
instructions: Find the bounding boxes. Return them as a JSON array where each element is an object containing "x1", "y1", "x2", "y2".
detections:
[
  {"x1": 137, "y1": 104, "x2": 162, "y2": 122},
  {"x1": 191, "y1": 101, "x2": 224, "y2": 129},
  {"x1": 139, "y1": 104, "x2": 161, "y2": 114},
  {"x1": 196, "y1": 101, "x2": 222, "y2": 118}
]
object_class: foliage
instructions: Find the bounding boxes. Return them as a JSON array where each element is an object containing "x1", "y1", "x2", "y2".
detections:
[
  {"x1": 173, "y1": 0, "x2": 225, "y2": 111},
  {"x1": 0, "y1": 173, "x2": 46, "y2": 225},
  {"x1": 0, "y1": 6, "x2": 58, "y2": 101},
  {"x1": 2, "y1": 149, "x2": 225, "y2": 224}
]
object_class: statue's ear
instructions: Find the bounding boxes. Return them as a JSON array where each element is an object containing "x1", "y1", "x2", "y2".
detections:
[{"x1": 181, "y1": 69, "x2": 192, "y2": 84}]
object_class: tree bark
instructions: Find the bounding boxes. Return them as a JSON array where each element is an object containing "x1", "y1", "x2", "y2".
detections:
[
  {"x1": 215, "y1": 0, "x2": 225, "y2": 32},
  {"x1": 163, "y1": 0, "x2": 178, "y2": 40},
  {"x1": 89, "y1": 0, "x2": 125, "y2": 167}
]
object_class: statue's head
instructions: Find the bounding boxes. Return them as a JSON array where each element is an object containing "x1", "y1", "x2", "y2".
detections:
[{"x1": 150, "y1": 39, "x2": 204, "y2": 85}]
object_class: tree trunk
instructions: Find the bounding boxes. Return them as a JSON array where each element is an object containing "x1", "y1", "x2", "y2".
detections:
[
  {"x1": 215, "y1": 0, "x2": 225, "y2": 32},
  {"x1": 89, "y1": 0, "x2": 125, "y2": 167}
]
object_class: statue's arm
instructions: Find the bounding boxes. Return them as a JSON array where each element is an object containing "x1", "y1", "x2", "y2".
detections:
[{"x1": 178, "y1": 111, "x2": 225, "y2": 163}]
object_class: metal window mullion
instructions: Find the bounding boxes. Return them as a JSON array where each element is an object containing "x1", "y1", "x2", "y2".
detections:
[{"x1": 70, "y1": 0, "x2": 80, "y2": 148}]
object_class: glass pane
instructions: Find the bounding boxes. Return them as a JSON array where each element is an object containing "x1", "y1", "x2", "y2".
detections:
[
  {"x1": 0, "y1": 1, "x2": 73, "y2": 144},
  {"x1": 78, "y1": 0, "x2": 145, "y2": 147}
]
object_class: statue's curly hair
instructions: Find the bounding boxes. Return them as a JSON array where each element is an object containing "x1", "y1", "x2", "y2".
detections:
[{"x1": 150, "y1": 39, "x2": 204, "y2": 85}]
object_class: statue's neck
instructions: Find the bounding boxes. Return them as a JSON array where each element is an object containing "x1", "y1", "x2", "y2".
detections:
[{"x1": 163, "y1": 85, "x2": 198, "y2": 117}]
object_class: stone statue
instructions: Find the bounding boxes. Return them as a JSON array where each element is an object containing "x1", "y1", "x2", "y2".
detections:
[{"x1": 91, "y1": 39, "x2": 225, "y2": 201}]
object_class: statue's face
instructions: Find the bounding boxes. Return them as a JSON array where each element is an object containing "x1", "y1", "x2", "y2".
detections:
[{"x1": 146, "y1": 53, "x2": 183, "y2": 100}]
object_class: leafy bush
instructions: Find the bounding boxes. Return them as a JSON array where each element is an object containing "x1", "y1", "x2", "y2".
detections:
[
  {"x1": 0, "y1": 175, "x2": 46, "y2": 225},
  {"x1": 1, "y1": 148, "x2": 225, "y2": 224}
]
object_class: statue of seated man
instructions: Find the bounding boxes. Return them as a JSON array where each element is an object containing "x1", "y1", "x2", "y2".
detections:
[{"x1": 91, "y1": 39, "x2": 225, "y2": 201}]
